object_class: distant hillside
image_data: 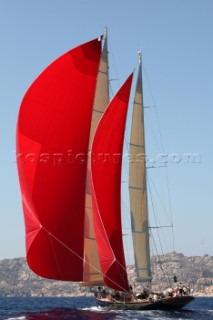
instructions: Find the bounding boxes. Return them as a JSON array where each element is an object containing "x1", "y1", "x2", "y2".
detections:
[
  {"x1": 150, "y1": 252, "x2": 213, "y2": 296},
  {"x1": 0, "y1": 252, "x2": 213, "y2": 297}
]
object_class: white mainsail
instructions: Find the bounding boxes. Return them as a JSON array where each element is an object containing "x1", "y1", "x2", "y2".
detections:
[{"x1": 129, "y1": 53, "x2": 152, "y2": 282}]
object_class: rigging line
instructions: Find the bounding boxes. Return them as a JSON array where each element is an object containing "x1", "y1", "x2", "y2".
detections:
[
  {"x1": 109, "y1": 81, "x2": 114, "y2": 99},
  {"x1": 122, "y1": 167, "x2": 128, "y2": 181},
  {"x1": 154, "y1": 126, "x2": 174, "y2": 253},
  {"x1": 148, "y1": 174, "x2": 173, "y2": 225},
  {"x1": 150, "y1": 239, "x2": 168, "y2": 285},
  {"x1": 108, "y1": 39, "x2": 120, "y2": 94},
  {"x1": 123, "y1": 132, "x2": 130, "y2": 156},
  {"x1": 145, "y1": 112, "x2": 162, "y2": 152},
  {"x1": 122, "y1": 159, "x2": 129, "y2": 176},
  {"x1": 48, "y1": 232, "x2": 64, "y2": 279},
  {"x1": 150, "y1": 227, "x2": 161, "y2": 258},
  {"x1": 143, "y1": 64, "x2": 163, "y2": 152},
  {"x1": 124, "y1": 135, "x2": 130, "y2": 154},
  {"x1": 123, "y1": 235, "x2": 132, "y2": 268},
  {"x1": 121, "y1": 199, "x2": 131, "y2": 221},
  {"x1": 113, "y1": 258, "x2": 129, "y2": 286},
  {"x1": 165, "y1": 167, "x2": 175, "y2": 252},
  {"x1": 148, "y1": 179, "x2": 170, "y2": 257},
  {"x1": 143, "y1": 62, "x2": 175, "y2": 253},
  {"x1": 150, "y1": 166, "x2": 175, "y2": 253},
  {"x1": 121, "y1": 198, "x2": 131, "y2": 229},
  {"x1": 142, "y1": 64, "x2": 157, "y2": 113},
  {"x1": 143, "y1": 68, "x2": 165, "y2": 154},
  {"x1": 149, "y1": 165, "x2": 174, "y2": 251},
  {"x1": 41, "y1": 225, "x2": 129, "y2": 293},
  {"x1": 149, "y1": 230, "x2": 171, "y2": 288},
  {"x1": 121, "y1": 197, "x2": 130, "y2": 217},
  {"x1": 149, "y1": 225, "x2": 173, "y2": 229}
]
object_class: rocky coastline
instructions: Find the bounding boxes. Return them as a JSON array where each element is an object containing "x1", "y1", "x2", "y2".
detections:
[{"x1": 0, "y1": 252, "x2": 212, "y2": 297}]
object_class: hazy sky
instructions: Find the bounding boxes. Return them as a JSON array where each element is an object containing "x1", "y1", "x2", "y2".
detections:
[{"x1": 0, "y1": 0, "x2": 213, "y2": 261}]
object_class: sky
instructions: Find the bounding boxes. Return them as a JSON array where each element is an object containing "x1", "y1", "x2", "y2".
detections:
[{"x1": 0, "y1": 0, "x2": 213, "y2": 261}]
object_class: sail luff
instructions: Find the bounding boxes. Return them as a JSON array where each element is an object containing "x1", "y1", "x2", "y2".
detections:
[
  {"x1": 129, "y1": 57, "x2": 152, "y2": 282},
  {"x1": 91, "y1": 74, "x2": 133, "y2": 292},
  {"x1": 82, "y1": 33, "x2": 110, "y2": 286}
]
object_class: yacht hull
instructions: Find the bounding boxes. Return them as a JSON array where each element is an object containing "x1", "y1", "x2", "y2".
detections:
[{"x1": 96, "y1": 296, "x2": 194, "y2": 310}]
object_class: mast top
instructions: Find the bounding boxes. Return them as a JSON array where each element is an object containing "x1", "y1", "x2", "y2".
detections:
[
  {"x1": 103, "y1": 27, "x2": 107, "y2": 40},
  {"x1": 99, "y1": 27, "x2": 107, "y2": 42},
  {"x1": 138, "y1": 50, "x2": 142, "y2": 65}
]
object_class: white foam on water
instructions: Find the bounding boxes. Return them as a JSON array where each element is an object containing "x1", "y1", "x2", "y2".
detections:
[
  {"x1": 81, "y1": 306, "x2": 100, "y2": 311},
  {"x1": 6, "y1": 317, "x2": 26, "y2": 320}
]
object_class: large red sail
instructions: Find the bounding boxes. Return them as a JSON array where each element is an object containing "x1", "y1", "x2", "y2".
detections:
[
  {"x1": 16, "y1": 39, "x2": 101, "y2": 281},
  {"x1": 91, "y1": 74, "x2": 133, "y2": 292}
]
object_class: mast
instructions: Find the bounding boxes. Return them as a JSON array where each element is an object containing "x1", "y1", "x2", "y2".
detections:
[
  {"x1": 129, "y1": 51, "x2": 152, "y2": 283},
  {"x1": 82, "y1": 28, "x2": 110, "y2": 286}
]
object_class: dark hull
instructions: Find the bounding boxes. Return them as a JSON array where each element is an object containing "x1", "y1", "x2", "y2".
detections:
[{"x1": 96, "y1": 296, "x2": 194, "y2": 310}]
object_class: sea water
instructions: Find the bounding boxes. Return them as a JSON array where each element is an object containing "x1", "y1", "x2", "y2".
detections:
[{"x1": 0, "y1": 297, "x2": 212, "y2": 320}]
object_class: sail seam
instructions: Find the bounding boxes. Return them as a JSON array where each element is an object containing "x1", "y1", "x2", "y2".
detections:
[
  {"x1": 26, "y1": 226, "x2": 42, "y2": 258},
  {"x1": 83, "y1": 272, "x2": 101, "y2": 276},
  {"x1": 99, "y1": 70, "x2": 108, "y2": 75},
  {"x1": 133, "y1": 101, "x2": 142, "y2": 106},
  {"x1": 132, "y1": 230, "x2": 148, "y2": 234},
  {"x1": 93, "y1": 108, "x2": 104, "y2": 114},
  {"x1": 84, "y1": 236, "x2": 96, "y2": 240},
  {"x1": 130, "y1": 142, "x2": 144, "y2": 148},
  {"x1": 129, "y1": 186, "x2": 145, "y2": 190}
]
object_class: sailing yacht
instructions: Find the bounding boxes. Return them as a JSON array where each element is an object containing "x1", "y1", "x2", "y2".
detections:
[{"x1": 16, "y1": 29, "x2": 194, "y2": 310}]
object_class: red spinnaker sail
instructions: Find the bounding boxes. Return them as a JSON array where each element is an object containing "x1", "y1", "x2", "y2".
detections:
[
  {"x1": 16, "y1": 39, "x2": 101, "y2": 281},
  {"x1": 91, "y1": 74, "x2": 133, "y2": 292}
]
